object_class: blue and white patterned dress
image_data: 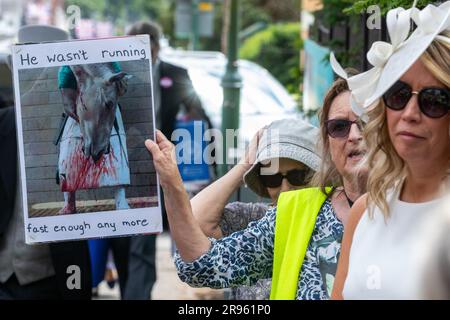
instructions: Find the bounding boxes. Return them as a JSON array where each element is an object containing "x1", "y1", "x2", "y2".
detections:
[
  {"x1": 174, "y1": 199, "x2": 344, "y2": 299},
  {"x1": 220, "y1": 202, "x2": 271, "y2": 300}
]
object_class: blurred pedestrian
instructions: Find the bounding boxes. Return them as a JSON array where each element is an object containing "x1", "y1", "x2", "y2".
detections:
[
  {"x1": 0, "y1": 95, "x2": 8, "y2": 109},
  {"x1": 124, "y1": 20, "x2": 212, "y2": 300},
  {"x1": 88, "y1": 238, "x2": 129, "y2": 299},
  {"x1": 1, "y1": 107, "x2": 91, "y2": 300},
  {"x1": 0, "y1": 25, "x2": 91, "y2": 300},
  {"x1": 59, "y1": 65, "x2": 132, "y2": 298}
]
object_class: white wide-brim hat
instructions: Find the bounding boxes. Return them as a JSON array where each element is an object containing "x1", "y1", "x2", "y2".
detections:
[
  {"x1": 243, "y1": 118, "x2": 321, "y2": 198},
  {"x1": 331, "y1": 1, "x2": 450, "y2": 118}
]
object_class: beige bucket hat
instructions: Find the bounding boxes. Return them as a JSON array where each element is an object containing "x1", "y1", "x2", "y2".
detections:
[{"x1": 243, "y1": 118, "x2": 321, "y2": 198}]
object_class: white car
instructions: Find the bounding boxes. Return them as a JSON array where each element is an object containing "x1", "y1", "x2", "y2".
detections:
[{"x1": 160, "y1": 48, "x2": 303, "y2": 149}]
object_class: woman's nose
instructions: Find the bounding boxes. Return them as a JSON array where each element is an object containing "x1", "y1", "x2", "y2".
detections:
[
  {"x1": 280, "y1": 177, "x2": 292, "y2": 192},
  {"x1": 348, "y1": 122, "x2": 362, "y2": 143},
  {"x1": 401, "y1": 94, "x2": 421, "y2": 122}
]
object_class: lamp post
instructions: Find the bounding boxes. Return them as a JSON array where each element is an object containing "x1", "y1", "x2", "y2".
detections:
[
  {"x1": 219, "y1": 0, "x2": 242, "y2": 177},
  {"x1": 190, "y1": 0, "x2": 200, "y2": 50}
]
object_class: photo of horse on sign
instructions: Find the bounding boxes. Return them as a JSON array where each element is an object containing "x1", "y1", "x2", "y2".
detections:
[
  {"x1": 12, "y1": 36, "x2": 162, "y2": 243},
  {"x1": 57, "y1": 62, "x2": 132, "y2": 214}
]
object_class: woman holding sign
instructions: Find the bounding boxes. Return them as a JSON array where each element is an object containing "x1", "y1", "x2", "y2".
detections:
[{"x1": 146, "y1": 73, "x2": 369, "y2": 300}]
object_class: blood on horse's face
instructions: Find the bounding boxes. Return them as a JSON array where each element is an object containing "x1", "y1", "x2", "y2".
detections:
[{"x1": 71, "y1": 64, "x2": 130, "y2": 162}]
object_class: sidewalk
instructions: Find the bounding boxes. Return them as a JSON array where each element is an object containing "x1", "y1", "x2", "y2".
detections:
[{"x1": 97, "y1": 232, "x2": 225, "y2": 300}]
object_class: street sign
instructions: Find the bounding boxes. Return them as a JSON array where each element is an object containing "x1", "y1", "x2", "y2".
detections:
[
  {"x1": 198, "y1": 2, "x2": 213, "y2": 12},
  {"x1": 175, "y1": 0, "x2": 215, "y2": 39}
]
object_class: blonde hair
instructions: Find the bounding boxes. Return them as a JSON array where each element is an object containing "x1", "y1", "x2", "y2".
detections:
[
  {"x1": 310, "y1": 69, "x2": 359, "y2": 195},
  {"x1": 364, "y1": 31, "x2": 450, "y2": 217}
]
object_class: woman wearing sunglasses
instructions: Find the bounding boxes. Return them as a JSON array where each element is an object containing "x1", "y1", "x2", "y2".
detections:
[
  {"x1": 144, "y1": 71, "x2": 368, "y2": 300},
  {"x1": 331, "y1": 2, "x2": 450, "y2": 299},
  {"x1": 190, "y1": 119, "x2": 320, "y2": 299}
]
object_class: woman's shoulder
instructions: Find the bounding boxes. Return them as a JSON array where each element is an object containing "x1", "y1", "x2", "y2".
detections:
[{"x1": 346, "y1": 193, "x2": 368, "y2": 232}]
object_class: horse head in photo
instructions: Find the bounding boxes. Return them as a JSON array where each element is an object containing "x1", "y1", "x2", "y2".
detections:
[{"x1": 70, "y1": 63, "x2": 131, "y2": 162}]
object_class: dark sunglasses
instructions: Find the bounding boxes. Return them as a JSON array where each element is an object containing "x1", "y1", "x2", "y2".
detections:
[
  {"x1": 260, "y1": 169, "x2": 309, "y2": 188},
  {"x1": 383, "y1": 80, "x2": 450, "y2": 118},
  {"x1": 325, "y1": 119, "x2": 364, "y2": 139}
]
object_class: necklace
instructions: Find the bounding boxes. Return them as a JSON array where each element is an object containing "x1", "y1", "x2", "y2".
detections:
[{"x1": 343, "y1": 190, "x2": 354, "y2": 208}]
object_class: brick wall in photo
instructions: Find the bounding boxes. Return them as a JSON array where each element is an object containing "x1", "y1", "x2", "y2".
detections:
[{"x1": 18, "y1": 59, "x2": 157, "y2": 207}]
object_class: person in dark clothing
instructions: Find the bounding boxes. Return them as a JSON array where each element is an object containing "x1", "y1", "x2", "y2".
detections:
[
  {"x1": 123, "y1": 21, "x2": 213, "y2": 300},
  {"x1": 0, "y1": 106, "x2": 92, "y2": 300},
  {"x1": 0, "y1": 95, "x2": 8, "y2": 109},
  {"x1": 0, "y1": 25, "x2": 92, "y2": 300}
]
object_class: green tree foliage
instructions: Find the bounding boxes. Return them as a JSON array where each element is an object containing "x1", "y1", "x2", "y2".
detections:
[
  {"x1": 241, "y1": 0, "x2": 299, "y2": 29},
  {"x1": 240, "y1": 23, "x2": 302, "y2": 95},
  {"x1": 64, "y1": 0, "x2": 301, "y2": 51},
  {"x1": 195, "y1": 0, "x2": 300, "y2": 52},
  {"x1": 64, "y1": 0, "x2": 172, "y2": 33},
  {"x1": 317, "y1": 0, "x2": 352, "y2": 25},
  {"x1": 344, "y1": 0, "x2": 432, "y2": 15},
  {"x1": 315, "y1": 0, "x2": 432, "y2": 68}
]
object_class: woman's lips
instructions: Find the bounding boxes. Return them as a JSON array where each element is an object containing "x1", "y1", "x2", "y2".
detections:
[
  {"x1": 397, "y1": 131, "x2": 425, "y2": 140},
  {"x1": 347, "y1": 150, "x2": 364, "y2": 161}
]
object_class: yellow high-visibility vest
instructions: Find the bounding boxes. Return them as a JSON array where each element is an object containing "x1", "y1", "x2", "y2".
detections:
[{"x1": 270, "y1": 187, "x2": 331, "y2": 300}]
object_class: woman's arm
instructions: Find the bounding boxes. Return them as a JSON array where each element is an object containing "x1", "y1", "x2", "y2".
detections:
[
  {"x1": 191, "y1": 164, "x2": 249, "y2": 238},
  {"x1": 175, "y1": 206, "x2": 276, "y2": 288},
  {"x1": 331, "y1": 193, "x2": 367, "y2": 300},
  {"x1": 146, "y1": 130, "x2": 275, "y2": 289},
  {"x1": 191, "y1": 128, "x2": 262, "y2": 239},
  {"x1": 146, "y1": 130, "x2": 211, "y2": 262}
]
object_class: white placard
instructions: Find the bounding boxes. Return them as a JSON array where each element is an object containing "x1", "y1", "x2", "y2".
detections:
[
  {"x1": 12, "y1": 35, "x2": 162, "y2": 243},
  {"x1": 12, "y1": 35, "x2": 151, "y2": 69}
]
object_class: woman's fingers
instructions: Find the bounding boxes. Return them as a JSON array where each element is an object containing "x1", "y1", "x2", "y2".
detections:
[
  {"x1": 146, "y1": 130, "x2": 172, "y2": 153},
  {"x1": 145, "y1": 133, "x2": 180, "y2": 188},
  {"x1": 154, "y1": 130, "x2": 174, "y2": 152},
  {"x1": 155, "y1": 130, "x2": 169, "y2": 144},
  {"x1": 145, "y1": 138, "x2": 161, "y2": 158},
  {"x1": 244, "y1": 126, "x2": 265, "y2": 166}
]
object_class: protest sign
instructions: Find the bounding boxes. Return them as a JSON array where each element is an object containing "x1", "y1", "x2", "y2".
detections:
[{"x1": 11, "y1": 35, "x2": 162, "y2": 243}]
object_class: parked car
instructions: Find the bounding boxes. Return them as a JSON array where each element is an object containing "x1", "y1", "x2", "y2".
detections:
[{"x1": 160, "y1": 48, "x2": 304, "y2": 149}]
